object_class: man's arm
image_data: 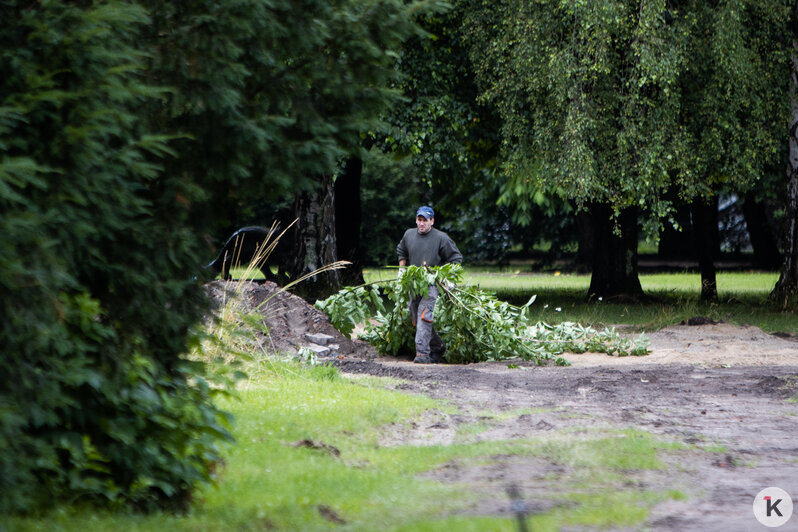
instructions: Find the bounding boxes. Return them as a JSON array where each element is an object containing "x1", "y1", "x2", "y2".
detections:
[
  {"x1": 441, "y1": 235, "x2": 463, "y2": 264},
  {"x1": 397, "y1": 231, "x2": 409, "y2": 265}
]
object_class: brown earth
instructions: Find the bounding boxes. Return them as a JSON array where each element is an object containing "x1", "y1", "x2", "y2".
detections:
[{"x1": 211, "y1": 280, "x2": 798, "y2": 531}]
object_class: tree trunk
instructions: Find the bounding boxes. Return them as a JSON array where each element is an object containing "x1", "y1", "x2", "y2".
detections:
[
  {"x1": 574, "y1": 210, "x2": 595, "y2": 272},
  {"x1": 658, "y1": 203, "x2": 693, "y2": 260},
  {"x1": 285, "y1": 174, "x2": 341, "y2": 301},
  {"x1": 587, "y1": 204, "x2": 644, "y2": 299},
  {"x1": 771, "y1": 27, "x2": 798, "y2": 308},
  {"x1": 772, "y1": 172, "x2": 798, "y2": 307},
  {"x1": 742, "y1": 193, "x2": 781, "y2": 270},
  {"x1": 691, "y1": 197, "x2": 719, "y2": 301},
  {"x1": 334, "y1": 157, "x2": 365, "y2": 286}
]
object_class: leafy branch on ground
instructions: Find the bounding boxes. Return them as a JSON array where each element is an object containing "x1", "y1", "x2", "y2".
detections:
[{"x1": 316, "y1": 265, "x2": 649, "y2": 365}]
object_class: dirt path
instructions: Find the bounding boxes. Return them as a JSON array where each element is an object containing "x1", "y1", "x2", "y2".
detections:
[
  {"x1": 215, "y1": 281, "x2": 798, "y2": 530},
  {"x1": 344, "y1": 361, "x2": 798, "y2": 530}
]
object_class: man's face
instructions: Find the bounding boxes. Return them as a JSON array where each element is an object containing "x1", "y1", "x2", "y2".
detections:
[{"x1": 416, "y1": 215, "x2": 434, "y2": 234}]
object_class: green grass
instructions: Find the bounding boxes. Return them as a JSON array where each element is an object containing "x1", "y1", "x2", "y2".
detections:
[
  {"x1": 364, "y1": 268, "x2": 797, "y2": 333},
  {"x1": 218, "y1": 266, "x2": 269, "y2": 280},
  {"x1": 8, "y1": 361, "x2": 450, "y2": 531},
  {"x1": 9, "y1": 357, "x2": 696, "y2": 532},
  {"x1": 364, "y1": 266, "x2": 779, "y2": 296},
  {"x1": 528, "y1": 489, "x2": 687, "y2": 532}
]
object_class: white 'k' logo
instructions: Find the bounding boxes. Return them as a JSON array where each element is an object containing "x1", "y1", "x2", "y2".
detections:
[{"x1": 753, "y1": 487, "x2": 793, "y2": 528}]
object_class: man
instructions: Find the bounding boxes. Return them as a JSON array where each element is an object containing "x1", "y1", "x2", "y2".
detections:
[{"x1": 396, "y1": 206, "x2": 463, "y2": 364}]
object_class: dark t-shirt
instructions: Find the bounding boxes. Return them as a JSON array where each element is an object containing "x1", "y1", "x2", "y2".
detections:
[{"x1": 396, "y1": 227, "x2": 463, "y2": 267}]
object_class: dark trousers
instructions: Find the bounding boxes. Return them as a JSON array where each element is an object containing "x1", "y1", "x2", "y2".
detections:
[{"x1": 408, "y1": 284, "x2": 444, "y2": 357}]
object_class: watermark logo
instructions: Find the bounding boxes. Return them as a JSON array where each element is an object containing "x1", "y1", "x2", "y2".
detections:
[{"x1": 753, "y1": 487, "x2": 793, "y2": 528}]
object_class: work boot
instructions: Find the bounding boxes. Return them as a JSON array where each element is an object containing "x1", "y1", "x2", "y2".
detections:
[{"x1": 413, "y1": 353, "x2": 434, "y2": 364}]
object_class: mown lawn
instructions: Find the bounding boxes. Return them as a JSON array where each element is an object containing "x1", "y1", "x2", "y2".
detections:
[{"x1": 8, "y1": 358, "x2": 691, "y2": 532}]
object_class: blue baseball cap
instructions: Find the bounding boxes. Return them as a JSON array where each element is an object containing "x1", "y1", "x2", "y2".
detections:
[{"x1": 416, "y1": 206, "x2": 434, "y2": 219}]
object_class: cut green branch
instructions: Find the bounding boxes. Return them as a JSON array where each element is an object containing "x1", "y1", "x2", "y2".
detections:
[{"x1": 317, "y1": 265, "x2": 650, "y2": 365}]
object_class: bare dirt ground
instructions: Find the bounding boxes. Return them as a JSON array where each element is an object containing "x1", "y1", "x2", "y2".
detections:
[{"x1": 213, "y1": 281, "x2": 798, "y2": 531}]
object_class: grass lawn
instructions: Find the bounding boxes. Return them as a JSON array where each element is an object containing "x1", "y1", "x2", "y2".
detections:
[{"x1": 8, "y1": 357, "x2": 691, "y2": 532}]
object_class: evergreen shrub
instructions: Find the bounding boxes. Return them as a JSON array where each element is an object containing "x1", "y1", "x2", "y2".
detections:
[{"x1": 0, "y1": 1, "x2": 231, "y2": 513}]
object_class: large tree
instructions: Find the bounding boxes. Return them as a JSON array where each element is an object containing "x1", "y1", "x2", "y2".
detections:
[
  {"x1": 139, "y1": 0, "x2": 363, "y2": 238},
  {"x1": 140, "y1": 0, "x2": 434, "y2": 292},
  {"x1": 271, "y1": 0, "x2": 444, "y2": 298},
  {"x1": 372, "y1": 6, "x2": 508, "y2": 264},
  {"x1": 679, "y1": 0, "x2": 790, "y2": 299},
  {"x1": 461, "y1": 0, "x2": 689, "y2": 298},
  {"x1": 459, "y1": 0, "x2": 790, "y2": 298}
]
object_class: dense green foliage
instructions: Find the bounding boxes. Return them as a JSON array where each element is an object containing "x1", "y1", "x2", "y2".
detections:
[
  {"x1": 140, "y1": 0, "x2": 431, "y2": 233},
  {"x1": 366, "y1": 6, "x2": 517, "y2": 263},
  {"x1": 317, "y1": 265, "x2": 649, "y2": 364},
  {"x1": 1, "y1": 0, "x2": 427, "y2": 514},
  {"x1": 0, "y1": 2, "x2": 233, "y2": 513},
  {"x1": 461, "y1": 0, "x2": 791, "y2": 231},
  {"x1": 366, "y1": 0, "x2": 793, "y2": 301}
]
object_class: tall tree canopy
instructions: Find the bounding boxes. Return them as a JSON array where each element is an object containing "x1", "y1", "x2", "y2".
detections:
[
  {"x1": 463, "y1": 0, "x2": 789, "y2": 223},
  {"x1": 456, "y1": 0, "x2": 791, "y2": 296},
  {"x1": 140, "y1": 0, "x2": 429, "y2": 235},
  {"x1": 375, "y1": 7, "x2": 509, "y2": 261}
]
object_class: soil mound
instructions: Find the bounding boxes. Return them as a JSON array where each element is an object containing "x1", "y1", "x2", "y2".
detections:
[{"x1": 206, "y1": 280, "x2": 375, "y2": 360}]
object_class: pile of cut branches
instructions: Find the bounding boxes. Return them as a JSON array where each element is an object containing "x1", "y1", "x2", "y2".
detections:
[{"x1": 316, "y1": 265, "x2": 649, "y2": 365}]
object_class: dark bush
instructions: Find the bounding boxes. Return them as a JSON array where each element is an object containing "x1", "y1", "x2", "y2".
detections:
[
  {"x1": 0, "y1": 2, "x2": 231, "y2": 513},
  {"x1": 2, "y1": 0, "x2": 424, "y2": 513}
]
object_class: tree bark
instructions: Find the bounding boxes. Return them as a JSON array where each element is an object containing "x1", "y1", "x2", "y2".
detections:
[
  {"x1": 771, "y1": 27, "x2": 798, "y2": 308},
  {"x1": 691, "y1": 197, "x2": 719, "y2": 301},
  {"x1": 334, "y1": 157, "x2": 365, "y2": 286},
  {"x1": 587, "y1": 204, "x2": 644, "y2": 299},
  {"x1": 658, "y1": 203, "x2": 693, "y2": 260},
  {"x1": 742, "y1": 193, "x2": 781, "y2": 270},
  {"x1": 574, "y1": 210, "x2": 595, "y2": 272},
  {"x1": 772, "y1": 172, "x2": 798, "y2": 307},
  {"x1": 285, "y1": 174, "x2": 341, "y2": 301}
]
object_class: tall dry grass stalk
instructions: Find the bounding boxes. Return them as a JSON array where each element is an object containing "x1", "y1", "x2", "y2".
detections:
[{"x1": 197, "y1": 220, "x2": 351, "y2": 375}]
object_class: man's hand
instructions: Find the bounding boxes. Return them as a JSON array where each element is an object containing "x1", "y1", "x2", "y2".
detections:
[{"x1": 398, "y1": 267, "x2": 406, "y2": 279}]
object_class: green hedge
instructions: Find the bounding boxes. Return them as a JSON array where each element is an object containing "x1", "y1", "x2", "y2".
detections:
[
  {"x1": 1, "y1": 0, "x2": 426, "y2": 513},
  {"x1": 0, "y1": 2, "x2": 230, "y2": 513}
]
